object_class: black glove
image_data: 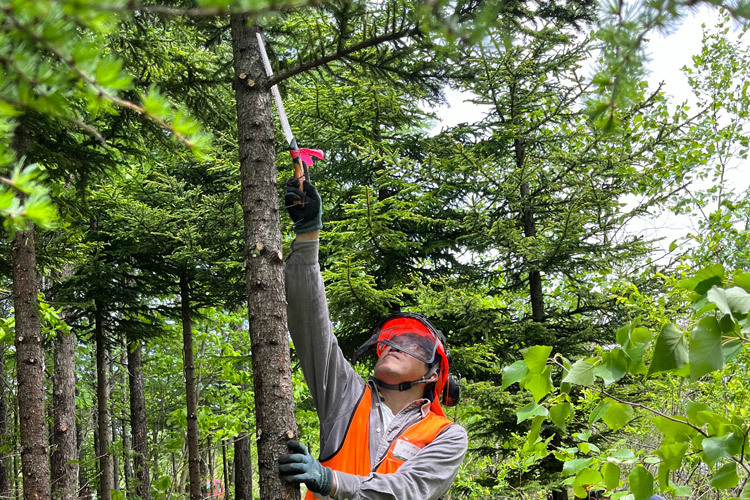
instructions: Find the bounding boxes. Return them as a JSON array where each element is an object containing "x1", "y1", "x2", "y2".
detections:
[
  {"x1": 284, "y1": 178, "x2": 323, "y2": 234},
  {"x1": 278, "y1": 440, "x2": 334, "y2": 496}
]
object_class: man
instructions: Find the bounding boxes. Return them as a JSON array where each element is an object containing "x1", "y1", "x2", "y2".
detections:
[{"x1": 278, "y1": 179, "x2": 468, "y2": 499}]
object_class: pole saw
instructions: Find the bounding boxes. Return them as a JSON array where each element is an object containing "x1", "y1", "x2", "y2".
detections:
[{"x1": 256, "y1": 32, "x2": 324, "y2": 201}]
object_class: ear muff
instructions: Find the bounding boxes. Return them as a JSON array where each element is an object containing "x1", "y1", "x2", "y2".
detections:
[
  {"x1": 440, "y1": 348, "x2": 460, "y2": 407},
  {"x1": 442, "y1": 373, "x2": 460, "y2": 407}
]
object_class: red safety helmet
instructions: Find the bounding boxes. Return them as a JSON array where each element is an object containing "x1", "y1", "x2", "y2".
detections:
[{"x1": 353, "y1": 313, "x2": 460, "y2": 416}]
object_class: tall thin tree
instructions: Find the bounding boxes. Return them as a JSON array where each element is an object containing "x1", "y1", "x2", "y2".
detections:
[
  {"x1": 0, "y1": 345, "x2": 10, "y2": 497},
  {"x1": 51, "y1": 279, "x2": 78, "y2": 500},
  {"x1": 95, "y1": 302, "x2": 112, "y2": 500},
  {"x1": 11, "y1": 126, "x2": 51, "y2": 500},
  {"x1": 127, "y1": 339, "x2": 151, "y2": 500},
  {"x1": 180, "y1": 274, "x2": 202, "y2": 500}
]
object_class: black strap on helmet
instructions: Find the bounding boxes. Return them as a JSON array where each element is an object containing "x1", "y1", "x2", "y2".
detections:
[{"x1": 373, "y1": 361, "x2": 440, "y2": 392}]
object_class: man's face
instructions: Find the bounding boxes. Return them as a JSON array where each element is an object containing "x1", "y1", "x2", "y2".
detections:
[{"x1": 373, "y1": 343, "x2": 432, "y2": 386}]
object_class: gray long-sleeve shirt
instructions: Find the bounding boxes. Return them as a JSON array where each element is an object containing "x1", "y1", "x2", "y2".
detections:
[{"x1": 285, "y1": 239, "x2": 468, "y2": 500}]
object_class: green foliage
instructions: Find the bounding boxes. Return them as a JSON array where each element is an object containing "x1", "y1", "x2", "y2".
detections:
[
  {"x1": 0, "y1": 0, "x2": 216, "y2": 233},
  {"x1": 0, "y1": 162, "x2": 58, "y2": 233},
  {"x1": 505, "y1": 264, "x2": 750, "y2": 498}
]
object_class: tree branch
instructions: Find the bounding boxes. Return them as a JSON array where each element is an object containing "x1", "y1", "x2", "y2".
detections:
[
  {"x1": 598, "y1": 388, "x2": 709, "y2": 437},
  {"x1": 104, "y1": 0, "x2": 317, "y2": 18},
  {"x1": 1, "y1": 5, "x2": 196, "y2": 150},
  {"x1": 266, "y1": 26, "x2": 421, "y2": 88}
]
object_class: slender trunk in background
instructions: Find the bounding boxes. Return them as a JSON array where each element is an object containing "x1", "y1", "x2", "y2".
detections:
[
  {"x1": 112, "y1": 419, "x2": 120, "y2": 491},
  {"x1": 515, "y1": 137, "x2": 545, "y2": 323},
  {"x1": 122, "y1": 418, "x2": 132, "y2": 493},
  {"x1": 110, "y1": 344, "x2": 119, "y2": 491},
  {"x1": 127, "y1": 340, "x2": 151, "y2": 500},
  {"x1": 206, "y1": 436, "x2": 214, "y2": 495},
  {"x1": 233, "y1": 434, "x2": 253, "y2": 500},
  {"x1": 95, "y1": 305, "x2": 112, "y2": 500},
  {"x1": 222, "y1": 440, "x2": 229, "y2": 500},
  {"x1": 180, "y1": 275, "x2": 202, "y2": 500},
  {"x1": 13, "y1": 399, "x2": 20, "y2": 500},
  {"x1": 77, "y1": 412, "x2": 92, "y2": 500},
  {"x1": 170, "y1": 453, "x2": 176, "y2": 488},
  {"x1": 0, "y1": 347, "x2": 10, "y2": 497},
  {"x1": 230, "y1": 17, "x2": 299, "y2": 500},
  {"x1": 514, "y1": 128, "x2": 563, "y2": 500},
  {"x1": 51, "y1": 304, "x2": 78, "y2": 500},
  {"x1": 152, "y1": 425, "x2": 159, "y2": 487},
  {"x1": 121, "y1": 340, "x2": 132, "y2": 494},
  {"x1": 201, "y1": 450, "x2": 208, "y2": 498},
  {"x1": 11, "y1": 124, "x2": 51, "y2": 500},
  {"x1": 177, "y1": 441, "x2": 189, "y2": 495}
]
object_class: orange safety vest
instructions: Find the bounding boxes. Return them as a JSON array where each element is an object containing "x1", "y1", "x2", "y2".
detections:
[{"x1": 305, "y1": 387, "x2": 453, "y2": 499}]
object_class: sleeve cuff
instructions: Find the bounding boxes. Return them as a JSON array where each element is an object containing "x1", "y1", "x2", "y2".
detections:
[
  {"x1": 288, "y1": 239, "x2": 319, "y2": 265},
  {"x1": 330, "y1": 471, "x2": 361, "y2": 500}
]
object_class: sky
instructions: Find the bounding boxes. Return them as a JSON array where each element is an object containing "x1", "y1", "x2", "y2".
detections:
[
  {"x1": 634, "y1": 7, "x2": 749, "y2": 254},
  {"x1": 430, "y1": 6, "x2": 749, "y2": 256}
]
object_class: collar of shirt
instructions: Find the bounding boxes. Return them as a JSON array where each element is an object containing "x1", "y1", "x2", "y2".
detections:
[{"x1": 369, "y1": 378, "x2": 432, "y2": 418}]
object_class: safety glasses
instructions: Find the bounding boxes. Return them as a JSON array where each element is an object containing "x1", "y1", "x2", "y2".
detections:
[{"x1": 375, "y1": 319, "x2": 439, "y2": 365}]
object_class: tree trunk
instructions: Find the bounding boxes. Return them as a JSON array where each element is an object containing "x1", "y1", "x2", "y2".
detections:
[
  {"x1": 112, "y1": 418, "x2": 120, "y2": 491},
  {"x1": 201, "y1": 451, "x2": 208, "y2": 498},
  {"x1": 77, "y1": 412, "x2": 93, "y2": 500},
  {"x1": 222, "y1": 440, "x2": 229, "y2": 500},
  {"x1": 207, "y1": 436, "x2": 214, "y2": 498},
  {"x1": 12, "y1": 226, "x2": 51, "y2": 500},
  {"x1": 111, "y1": 342, "x2": 119, "y2": 491},
  {"x1": 13, "y1": 398, "x2": 20, "y2": 500},
  {"x1": 121, "y1": 341, "x2": 132, "y2": 495},
  {"x1": 550, "y1": 490, "x2": 569, "y2": 500},
  {"x1": 233, "y1": 435, "x2": 253, "y2": 500},
  {"x1": 95, "y1": 306, "x2": 112, "y2": 500},
  {"x1": 51, "y1": 312, "x2": 78, "y2": 500},
  {"x1": 177, "y1": 443, "x2": 189, "y2": 496},
  {"x1": 515, "y1": 136, "x2": 545, "y2": 323},
  {"x1": 230, "y1": 17, "x2": 299, "y2": 500},
  {"x1": 127, "y1": 340, "x2": 151, "y2": 500},
  {"x1": 180, "y1": 275, "x2": 202, "y2": 500},
  {"x1": 152, "y1": 425, "x2": 159, "y2": 488},
  {"x1": 515, "y1": 133, "x2": 559, "y2": 498},
  {"x1": 0, "y1": 346, "x2": 10, "y2": 497},
  {"x1": 208, "y1": 436, "x2": 214, "y2": 483}
]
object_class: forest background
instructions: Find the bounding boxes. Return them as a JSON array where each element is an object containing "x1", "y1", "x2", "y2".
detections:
[{"x1": 1, "y1": 0, "x2": 749, "y2": 499}]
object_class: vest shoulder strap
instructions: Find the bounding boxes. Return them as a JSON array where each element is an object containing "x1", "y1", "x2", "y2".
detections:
[{"x1": 319, "y1": 386, "x2": 372, "y2": 471}]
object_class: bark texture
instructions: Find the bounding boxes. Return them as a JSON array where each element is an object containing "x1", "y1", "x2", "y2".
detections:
[
  {"x1": 121, "y1": 342, "x2": 132, "y2": 494},
  {"x1": 230, "y1": 16, "x2": 300, "y2": 500},
  {"x1": 0, "y1": 347, "x2": 11, "y2": 497},
  {"x1": 234, "y1": 435, "x2": 253, "y2": 500},
  {"x1": 12, "y1": 228, "x2": 51, "y2": 500},
  {"x1": 51, "y1": 322, "x2": 78, "y2": 500},
  {"x1": 127, "y1": 340, "x2": 151, "y2": 500},
  {"x1": 95, "y1": 307, "x2": 112, "y2": 500},
  {"x1": 180, "y1": 275, "x2": 202, "y2": 500}
]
